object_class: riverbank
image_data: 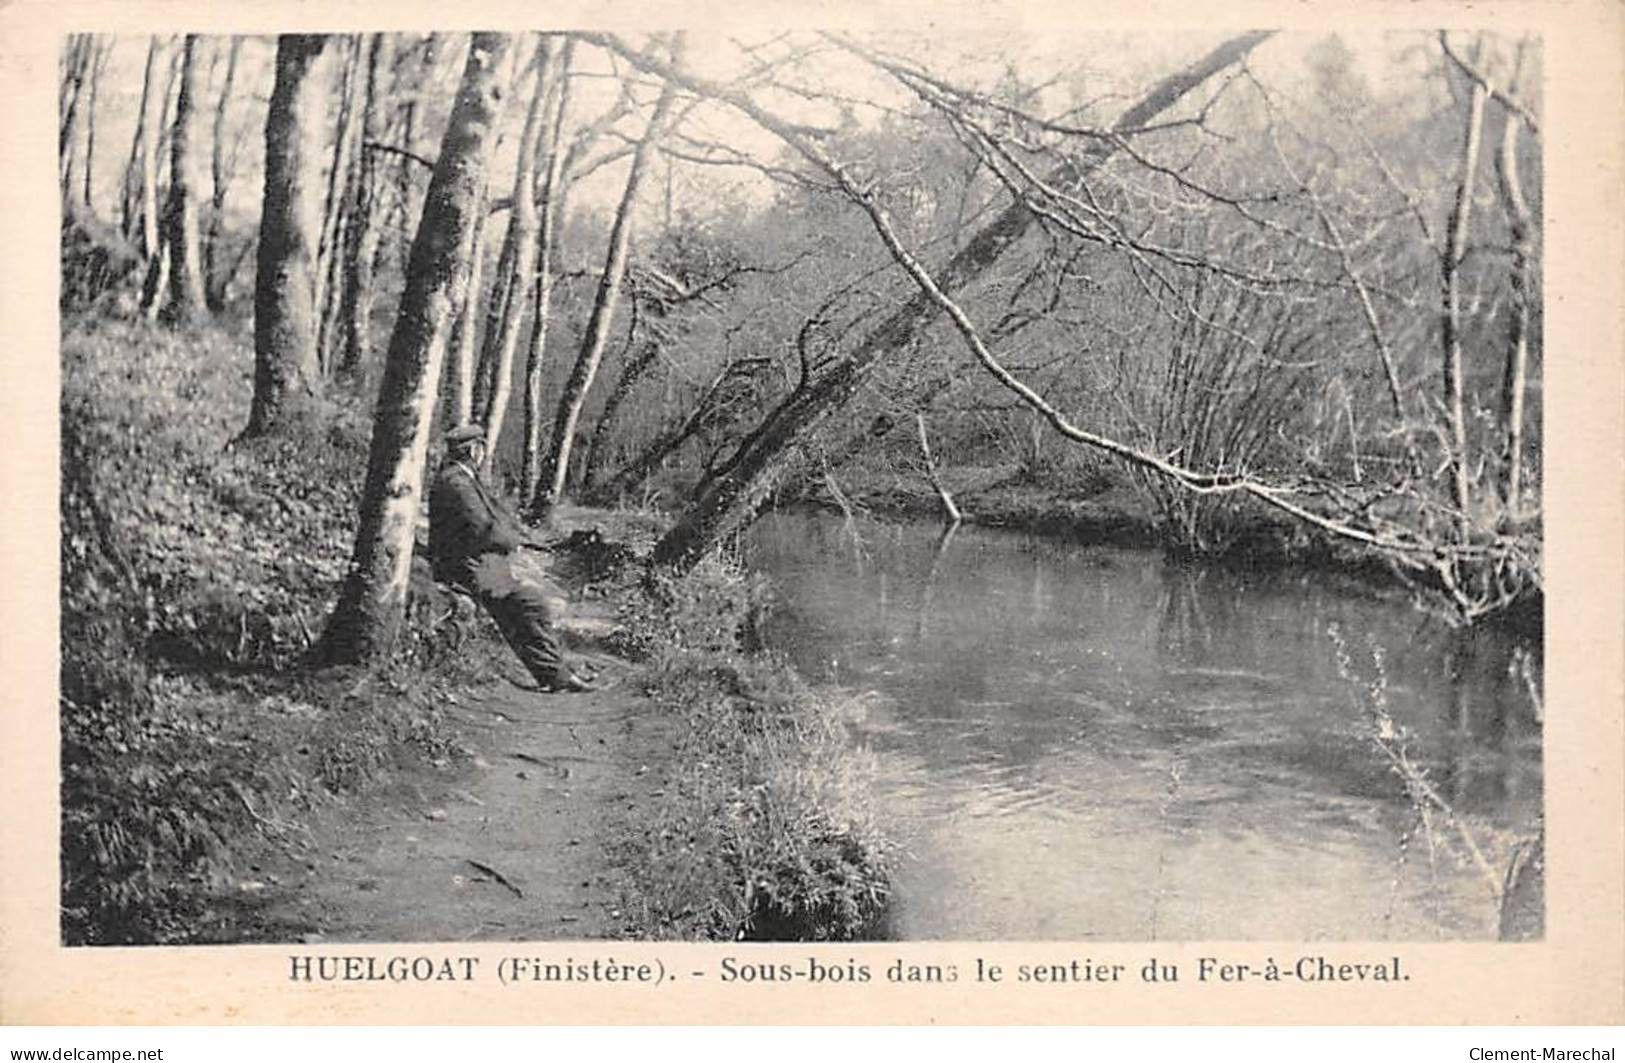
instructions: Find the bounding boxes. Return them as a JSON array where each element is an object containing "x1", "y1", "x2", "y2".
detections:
[
  {"x1": 59, "y1": 317, "x2": 889, "y2": 944},
  {"x1": 810, "y1": 461, "x2": 1542, "y2": 636}
]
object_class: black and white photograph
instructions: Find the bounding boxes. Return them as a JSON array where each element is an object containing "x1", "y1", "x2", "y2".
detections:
[
  {"x1": 8, "y1": 0, "x2": 1619, "y2": 1034},
  {"x1": 48, "y1": 21, "x2": 1556, "y2": 954}
]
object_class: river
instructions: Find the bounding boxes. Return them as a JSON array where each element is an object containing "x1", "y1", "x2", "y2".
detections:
[{"x1": 747, "y1": 511, "x2": 1543, "y2": 941}]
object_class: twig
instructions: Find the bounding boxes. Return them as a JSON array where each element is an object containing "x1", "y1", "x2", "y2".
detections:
[
  {"x1": 467, "y1": 859, "x2": 524, "y2": 898},
  {"x1": 363, "y1": 140, "x2": 435, "y2": 170}
]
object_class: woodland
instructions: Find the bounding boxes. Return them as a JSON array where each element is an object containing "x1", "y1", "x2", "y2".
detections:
[{"x1": 57, "y1": 29, "x2": 1541, "y2": 943}]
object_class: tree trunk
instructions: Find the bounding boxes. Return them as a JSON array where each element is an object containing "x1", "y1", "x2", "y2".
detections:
[
  {"x1": 1441, "y1": 36, "x2": 1488, "y2": 536},
  {"x1": 158, "y1": 35, "x2": 208, "y2": 325},
  {"x1": 532, "y1": 49, "x2": 680, "y2": 519},
  {"x1": 446, "y1": 210, "x2": 487, "y2": 426},
  {"x1": 244, "y1": 35, "x2": 329, "y2": 437},
  {"x1": 204, "y1": 36, "x2": 244, "y2": 312},
  {"x1": 321, "y1": 33, "x2": 515, "y2": 665},
  {"x1": 583, "y1": 31, "x2": 1273, "y2": 569},
  {"x1": 472, "y1": 216, "x2": 514, "y2": 423},
  {"x1": 477, "y1": 38, "x2": 558, "y2": 474},
  {"x1": 521, "y1": 39, "x2": 575, "y2": 507},
  {"x1": 337, "y1": 33, "x2": 392, "y2": 374}
]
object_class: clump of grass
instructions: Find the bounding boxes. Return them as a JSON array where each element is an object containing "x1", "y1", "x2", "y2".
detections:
[
  {"x1": 613, "y1": 553, "x2": 773, "y2": 662},
  {"x1": 609, "y1": 552, "x2": 892, "y2": 941}
]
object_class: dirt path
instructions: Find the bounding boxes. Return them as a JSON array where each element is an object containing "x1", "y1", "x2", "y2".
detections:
[{"x1": 255, "y1": 616, "x2": 675, "y2": 943}]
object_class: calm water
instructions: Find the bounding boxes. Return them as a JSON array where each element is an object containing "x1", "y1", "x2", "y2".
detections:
[{"x1": 748, "y1": 512, "x2": 1543, "y2": 941}]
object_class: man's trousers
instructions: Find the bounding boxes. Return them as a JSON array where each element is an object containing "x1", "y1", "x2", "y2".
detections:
[{"x1": 463, "y1": 553, "x2": 567, "y2": 688}]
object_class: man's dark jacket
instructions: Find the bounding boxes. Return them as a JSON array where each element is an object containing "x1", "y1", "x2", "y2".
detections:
[{"x1": 428, "y1": 461, "x2": 526, "y2": 589}]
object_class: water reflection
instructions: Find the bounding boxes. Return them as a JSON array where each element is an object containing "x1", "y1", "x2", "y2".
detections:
[{"x1": 749, "y1": 511, "x2": 1543, "y2": 941}]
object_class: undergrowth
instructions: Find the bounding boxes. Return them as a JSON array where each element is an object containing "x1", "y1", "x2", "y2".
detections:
[
  {"x1": 607, "y1": 553, "x2": 892, "y2": 941},
  {"x1": 60, "y1": 316, "x2": 464, "y2": 944}
]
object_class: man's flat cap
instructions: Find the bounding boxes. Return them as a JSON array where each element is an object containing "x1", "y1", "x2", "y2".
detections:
[{"x1": 445, "y1": 424, "x2": 485, "y2": 445}]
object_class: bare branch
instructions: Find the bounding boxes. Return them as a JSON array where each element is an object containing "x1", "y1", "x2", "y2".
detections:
[{"x1": 1439, "y1": 31, "x2": 1541, "y2": 136}]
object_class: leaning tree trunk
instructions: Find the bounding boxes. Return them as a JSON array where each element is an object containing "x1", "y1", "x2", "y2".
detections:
[
  {"x1": 158, "y1": 35, "x2": 208, "y2": 325},
  {"x1": 321, "y1": 33, "x2": 515, "y2": 666},
  {"x1": 574, "y1": 31, "x2": 1274, "y2": 569},
  {"x1": 915, "y1": 410, "x2": 962, "y2": 525},
  {"x1": 531, "y1": 53, "x2": 679, "y2": 520},
  {"x1": 477, "y1": 38, "x2": 559, "y2": 474},
  {"x1": 244, "y1": 35, "x2": 329, "y2": 437}
]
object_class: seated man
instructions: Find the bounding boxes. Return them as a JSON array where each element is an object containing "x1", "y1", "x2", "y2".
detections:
[{"x1": 428, "y1": 424, "x2": 592, "y2": 693}]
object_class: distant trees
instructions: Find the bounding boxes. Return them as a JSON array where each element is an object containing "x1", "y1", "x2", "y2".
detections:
[{"x1": 532, "y1": 39, "x2": 682, "y2": 520}]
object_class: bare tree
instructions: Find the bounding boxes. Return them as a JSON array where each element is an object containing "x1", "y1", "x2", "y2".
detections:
[
  {"x1": 575, "y1": 31, "x2": 1275, "y2": 569},
  {"x1": 244, "y1": 35, "x2": 329, "y2": 437},
  {"x1": 520, "y1": 39, "x2": 575, "y2": 505},
  {"x1": 321, "y1": 33, "x2": 516, "y2": 664},
  {"x1": 1492, "y1": 40, "x2": 1536, "y2": 512},
  {"x1": 477, "y1": 37, "x2": 563, "y2": 474},
  {"x1": 1439, "y1": 34, "x2": 1490, "y2": 539},
  {"x1": 532, "y1": 37, "x2": 683, "y2": 519}
]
